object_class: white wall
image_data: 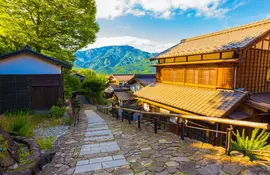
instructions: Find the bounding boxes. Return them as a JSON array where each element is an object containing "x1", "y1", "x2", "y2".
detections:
[
  {"x1": 0, "y1": 53, "x2": 61, "y2": 75},
  {"x1": 130, "y1": 82, "x2": 143, "y2": 92}
]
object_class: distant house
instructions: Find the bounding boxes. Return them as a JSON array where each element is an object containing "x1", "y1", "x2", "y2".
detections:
[
  {"x1": 127, "y1": 74, "x2": 156, "y2": 92},
  {"x1": 71, "y1": 72, "x2": 85, "y2": 82},
  {"x1": 135, "y1": 19, "x2": 270, "y2": 145},
  {"x1": 110, "y1": 74, "x2": 134, "y2": 86},
  {"x1": 0, "y1": 45, "x2": 72, "y2": 114}
]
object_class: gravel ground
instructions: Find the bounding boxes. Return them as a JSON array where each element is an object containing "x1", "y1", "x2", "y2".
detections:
[{"x1": 35, "y1": 125, "x2": 69, "y2": 138}]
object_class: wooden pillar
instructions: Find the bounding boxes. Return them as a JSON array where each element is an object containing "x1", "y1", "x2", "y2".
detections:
[{"x1": 138, "y1": 114, "x2": 141, "y2": 128}]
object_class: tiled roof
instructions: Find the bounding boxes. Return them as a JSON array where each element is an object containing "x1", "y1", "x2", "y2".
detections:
[
  {"x1": 128, "y1": 74, "x2": 156, "y2": 86},
  {"x1": 112, "y1": 74, "x2": 134, "y2": 82},
  {"x1": 155, "y1": 18, "x2": 270, "y2": 59},
  {"x1": 0, "y1": 45, "x2": 72, "y2": 69},
  {"x1": 137, "y1": 78, "x2": 156, "y2": 86},
  {"x1": 245, "y1": 93, "x2": 270, "y2": 112},
  {"x1": 114, "y1": 91, "x2": 134, "y2": 101},
  {"x1": 109, "y1": 83, "x2": 129, "y2": 91},
  {"x1": 134, "y1": 83, "x2": 247, "y2": 118}
]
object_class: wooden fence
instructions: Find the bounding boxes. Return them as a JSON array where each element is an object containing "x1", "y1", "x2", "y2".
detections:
[{"x1": 96, "y1": 105, "x2": 270, "y2": 156}]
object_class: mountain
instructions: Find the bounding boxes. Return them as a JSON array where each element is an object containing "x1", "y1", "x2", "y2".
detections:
[{"x1": 74, "y1": 45, "x2": 157, "y2": 74}]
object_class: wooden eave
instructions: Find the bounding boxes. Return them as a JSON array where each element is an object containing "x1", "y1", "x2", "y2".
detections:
[
  {"x1": 243, "y1": 29, "x2": 270, "y2": 51},
  {"x1": 150, "y1": 49, "x2": 237, "y2": 61},
  {"x1": 151, "y1": 58, "x2": 240, "y2": 67}
]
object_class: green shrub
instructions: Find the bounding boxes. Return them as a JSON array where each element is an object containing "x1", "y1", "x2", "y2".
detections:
[
  {"x1": 57, "y1": 98, "x2": 64, "y2": 107},
  {"x1": 232, "y1": 128, "x2": 270, "y2": 159},
  {"x1": 64, "y1": 73, "x2": 82, "y2": 99},
  {"x1": 49, "y1": 105, "x2": 66, "y2": 118},
  {"x1": 63, "y1": 117, "x2": 71, "y2": 125},
  {"x1": 36, "y1": 136, "x2": 56, "y2": 150},
  {"x1": 9, "y1": 116, "x2": 32, "y2": 137}
]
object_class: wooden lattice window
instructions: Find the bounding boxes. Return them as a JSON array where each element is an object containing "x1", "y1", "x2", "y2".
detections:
[
  {"x1": 201, "y1": 68, "x2": 217, "y2": 85},
  {"x1": 185, "y1": 68, "x2": 195, "y2": 84},
  {"x1": 172, "y1": 69, "x2": 184, "y2": 83},
  {"x1": 217, "y1": 67, "x2": 234, "y2": 89},
  {"x1": 161, "y1": 68, "x2": 172, "y2": 81}
]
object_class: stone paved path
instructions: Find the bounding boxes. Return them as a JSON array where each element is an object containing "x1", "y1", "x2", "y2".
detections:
[
  {"x1": 74, "y1": 110, "x2": 129, "y2": 174},
  {"x1": 41, "y1": 104, "x2": 270, "y2": 175}
]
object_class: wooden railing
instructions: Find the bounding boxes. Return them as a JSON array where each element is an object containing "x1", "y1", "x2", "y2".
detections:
[{"x1": 96, "y1": 105, "x2": 270, "y2": 155}]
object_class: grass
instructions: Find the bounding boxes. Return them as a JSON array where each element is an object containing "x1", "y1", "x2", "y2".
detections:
[
  {"x1": 63, "y1": 117, "x2": 71, "y2": 125},
  {"x1": 0, "y1": 114, "x2": 62, "y2": 137},
  {"x1": 36, "y1": 136, "x2": 56, "y2": 150},
  {"x1": 18, "y1": 147, "x2": 30, "y2": 162}
]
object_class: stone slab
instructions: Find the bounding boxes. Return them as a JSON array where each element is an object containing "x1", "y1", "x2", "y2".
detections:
[
  {"x1": 102, "y1": 159, "x2": 129, "y2": 169},
  {"x1": 85, "y1": 130, "x2": 112, "y2": 137},
  {"x1": 74, "y1": 162, "x2": 102, "y2": 174},
  {"x1": 84, "y1": 135, "x2": 114, "y2": 142},
  {"x1": 87, "y1": 127, "x2": 109, "y2": 131},
  {"x1": 113, "y1": 154, "x2": 125, "y2": 160},
  {"x1": 90, "y1": 156, "x2": 113, "y2": 163},
  {"x1": 77, "y1": 160, "x2": 89, "y2": 166}
]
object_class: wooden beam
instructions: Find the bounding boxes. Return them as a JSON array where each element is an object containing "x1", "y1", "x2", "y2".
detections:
[
  {"x1": 151, "y1": 59, "x2": 240, "y2": 67},
  {"x1": 109, "y1": 106, "x2": 270, "y2": 130}
]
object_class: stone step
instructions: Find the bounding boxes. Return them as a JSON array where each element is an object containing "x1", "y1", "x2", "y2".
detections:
[
  {"x1": 75, "y1": 154, "x2": 128, "y2": 174},
  {"x1": 88, "y1": 123, "x2": 107, "y2": 127},
  {"x1": 80, "y1": 141, "x2": 121, "y2": 155},
  {"x1": 85, "y1": 130, "x2": 112, "y2": 137},
  {"x1": 87, "y1": 127, "x2": 109, "y2": 132},
  {"x1": 84, "y1": 135, "x2": 114, "y2": 142}
]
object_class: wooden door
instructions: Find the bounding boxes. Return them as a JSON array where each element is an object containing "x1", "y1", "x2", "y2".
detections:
[{"x1": 32, "y1": 86, "x2": 59, "y2": 109}]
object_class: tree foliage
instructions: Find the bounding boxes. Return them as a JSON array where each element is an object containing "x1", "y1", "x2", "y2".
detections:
[
  {"x1": 64, "y1": 72, "x2": 82, "y2": 99},
  {"x1": 0, "y1": 0, "x2": 99, "y2": 63}
]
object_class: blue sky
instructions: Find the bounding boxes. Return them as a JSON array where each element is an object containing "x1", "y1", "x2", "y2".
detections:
[{"x1": 84, "y1": 0, "x2": 270, "y2": 53}]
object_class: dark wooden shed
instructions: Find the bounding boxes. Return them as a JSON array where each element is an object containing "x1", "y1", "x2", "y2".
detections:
[{"x1": 0, "y1": 46, "x2": 71, "y2": 114}]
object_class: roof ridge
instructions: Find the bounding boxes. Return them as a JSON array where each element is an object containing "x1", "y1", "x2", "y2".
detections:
[{"x1": 183, "y1": 18, "x2": 270, "y2": 43}]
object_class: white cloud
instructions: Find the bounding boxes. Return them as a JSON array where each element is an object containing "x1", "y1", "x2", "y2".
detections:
[
  {"x1": 95, "y1": 0, "x2": 244, "y2": 19},
  {"x1": 81, "y1": 36, "x2": 175, "y2": 53},
  {"x1": 267, "y1": 14, "x2": 270, "y2": 19},
  {"x1": 126, "y1": 9, "x2": 146, "y2": 16}
]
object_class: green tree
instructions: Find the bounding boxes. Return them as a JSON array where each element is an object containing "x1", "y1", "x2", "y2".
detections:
[{"x1": 0, "y1": 0, "x2": 99, "y2": 63}]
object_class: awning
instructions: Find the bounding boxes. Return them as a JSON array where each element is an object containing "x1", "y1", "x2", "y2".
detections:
[{"x1": 245, "y1": 93, "x2": 270, "y2": 113}]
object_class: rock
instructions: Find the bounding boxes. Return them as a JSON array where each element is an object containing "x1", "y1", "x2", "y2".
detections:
[
  {"x1": 159, "y1": 139, "x2": 169, "y2": 144},
  {"x1": 170, "y1": 157, "x2": 190, "y2": 162},
  {"x1": 65, "y1": 167, "x2": 75, "y2": 175},
  {"x1": 141, "y1": 160, "x2": 153, "y2": 167},
  {"x1": 54, "y1": 164, "x2": 63, "y2": 168},
  {"x1": 156, "y1": 169, "x2": 170, "y2": 175},
  {"x1": 57, "y1": 164, "x2": 69, "y2": 172},
  {"x1": 197, "y1": 164, "x2": 221, "y2": 175},
  {"x1": 222, "y1": 164, "x2": 243, "y2": 175},
  {"x1": 147, "y1": 165, "x2": 166, "y2": 173},
  {"x1": 141, "y1": 147, "x2": 152, "y2": 151},
  {"x1": 167, "y1": 167, "x2": 178, "y2": 174},
  {"x1": 0, "y1": 126, "x2": 19, "y2": 170},
  {"x1": 130, "y1": 162, "x2": 145, "y2": 173},
  {"x1": 165, "y1": 161, "x2": 179, "y2": 167}
]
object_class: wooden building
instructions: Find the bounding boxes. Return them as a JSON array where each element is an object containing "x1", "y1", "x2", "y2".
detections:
[
  {"x1": 110, "y1": 74, "x2": 134, "y2": 85},
  {"x1": 134, "y1": 19, "x2": 270, "y2": 145},
  {"x1": 0, "y1": 46, "x2": 71, "y2": 114},
  {"x1": 127, "y1": 74, "x2": 156, "y2": 92}
]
